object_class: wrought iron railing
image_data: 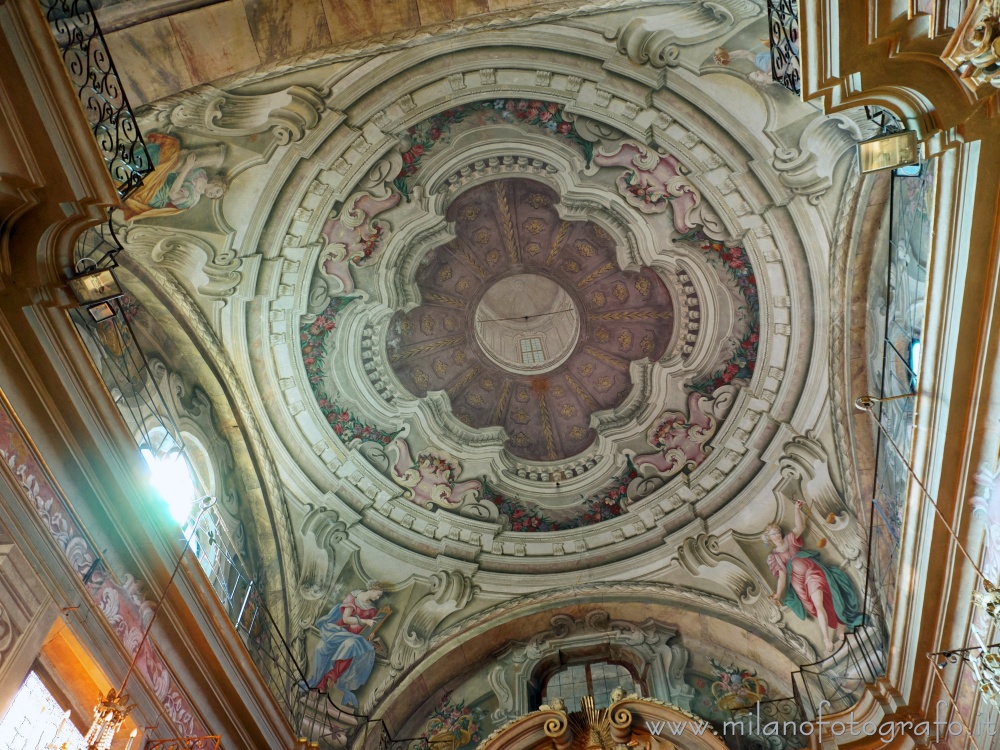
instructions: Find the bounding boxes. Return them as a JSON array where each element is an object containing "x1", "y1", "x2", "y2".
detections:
[
  {"x1": 785, "y1": 164, "x2": 933, "y2": 723},
  {"x1": 728, "y1": 698, "x2": 809, "y2": 749},
  {"x1": 39, "y1": 0, "x2": 152, "y2": 198},
  {"x1": 790, "y1": 611, "x2": 888, "y2": 720},
  {"x1": 187, "y1": 508, "x2": 359, "y2": 748},
  {"x1": 863, "y1": 162, "x2": 934, "y2": 632},
  {"x1": 766, "y1": 0, "x2": 800, "y2": 95}
]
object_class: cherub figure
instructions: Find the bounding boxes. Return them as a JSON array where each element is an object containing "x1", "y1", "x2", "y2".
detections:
[{"x1": 764, "y1": 499, "x2": 863, "y2": 655}]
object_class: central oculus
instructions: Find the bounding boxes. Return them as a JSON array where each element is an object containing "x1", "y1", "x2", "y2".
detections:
[
  {"x1": 474, "y1": 274, "x2": 580, "y2": 375},
  {"x1": 386, "y1": 178, "x2": 674, "y2": 462}
]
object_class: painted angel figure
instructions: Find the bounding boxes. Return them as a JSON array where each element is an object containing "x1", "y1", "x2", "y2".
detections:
[
  {"x1": 122, "y1": 132, "x2": 227, "y2": 221},
  {"x1": 764, "y1": 499, "x2": 863, "y2": 655},
  {"x1": 303, "y1": 581, "x2": 388, "y2": 708}
]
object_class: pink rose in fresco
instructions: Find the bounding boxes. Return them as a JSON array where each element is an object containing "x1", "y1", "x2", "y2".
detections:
[
  {"x1": 505, "y1": 100, "x2": 517, "y2": 111},
  {"x1": 529, "y1": 100, "x2": 543, "y2": 108},
  {"x1": 516, "y1": 100, "x2": 528, "y2": 111},
  {"x1": 539, "y1": 110, "x2": 552, "y2": 122},
  {"x1": 411, "y1": 143, "x2": 425, "y2": 157},
  {"x1": 526, "y1": 107, "x2": 539, "y2": 119},
  {"x1": 512, "y1": 522, "x2": 523, "y2": 531},
  {"x1": 429, "y1": 127, "x2": 441, "y2": 140},
  {"x1": 547, "y1": 102, "x2": 559, "y2": 113},
  {"x1": 557, "y1": 122, "x2": 572, "y2": 134},
  {"x1": 402, "y1": 150, "x2": 416, "y2": 164},
  {"x1": 725, "y1": 362, "x2": 740, "y2": 377},
  {"x1": 333, "y1": 423, "x2": 344, "y2": 435}
]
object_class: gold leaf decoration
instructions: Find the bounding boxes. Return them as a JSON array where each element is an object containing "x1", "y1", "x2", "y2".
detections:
[
  {"x1": 524, "y1": 217, "x2": 546, "y2": 235},
  {"x1": 473, "y1": 228, "x2": 491, "y2": 244},
  {"x1": 618, "y1": 330, "x2": 633, "y2": 350},
  {"x1": 433, "y1": 358, "x2": 449, "y2": 377}
]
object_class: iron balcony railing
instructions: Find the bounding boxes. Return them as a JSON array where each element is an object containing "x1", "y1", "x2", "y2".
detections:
[
  {"x1": 789, "y1": 163, "x2": 933, "y2": 721},
  {"x1": 766, "y1": 0, "x2": 800, "y2": 95},
  {"x1": 40, "y1": 0, "x2": 152, "y2": 198}
]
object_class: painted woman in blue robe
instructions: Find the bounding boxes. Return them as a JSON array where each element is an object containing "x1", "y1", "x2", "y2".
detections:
[{"x1": 304, "y1": 582, "x2": 384, "y2": 708}]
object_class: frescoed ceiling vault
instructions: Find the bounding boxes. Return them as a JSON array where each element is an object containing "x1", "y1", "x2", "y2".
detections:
[{"x1": 109, "y1": 0, "x2": 877, "y2": 744}]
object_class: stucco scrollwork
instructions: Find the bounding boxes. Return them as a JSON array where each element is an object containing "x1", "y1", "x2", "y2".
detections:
[
  {"x1": 163, "y1": 84, "x2": 329, "y2": 145},
  {"x1": 609, "y1": 1, "x2": 759, "y2": 68},
  {"x1": 122, "y1": 226, "x2": 242, "y2": 302},
  {"x1": 942, "y1": 0, "x2": 1000, "y2": 91},
  {"x1": 488, "y1": 610, "x2": 694, "y2": 724},
  {"x1": 593, "y1": 141, "x2": 726, "y2": 239},
  {"x1": 314, "y1": 191, "x2": 400, "y2": 304}
]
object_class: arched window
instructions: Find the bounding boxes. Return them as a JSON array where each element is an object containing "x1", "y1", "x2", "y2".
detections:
[
  {"x1": 141, "y1": 425, "x2": 213, "y2": 524},
  {"x1": 540, "y1": 660, "x2": 644, "y2": 710}
]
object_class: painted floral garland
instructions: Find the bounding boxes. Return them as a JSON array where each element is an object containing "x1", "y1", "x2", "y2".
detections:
[
  {"x1": 394, "y1": 99, "x2": 593, "y2": 198},
  {"x1": 681, "y1": 231, "x2": 760, "y2": 394},
  {"x1": 481, "y1": 462, "x2": 637, "y2": 532},
  {"x1": 300, "y1": 297, "x2": 397, "y2": 445}
]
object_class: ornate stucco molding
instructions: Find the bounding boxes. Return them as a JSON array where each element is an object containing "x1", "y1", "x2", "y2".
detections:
[
  {"x1": 942, "y1": 0, "x2": 1000, "y2": 93},
  {"x1": 488, "y1": 610, "x2": 695, "y2": 724}
]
